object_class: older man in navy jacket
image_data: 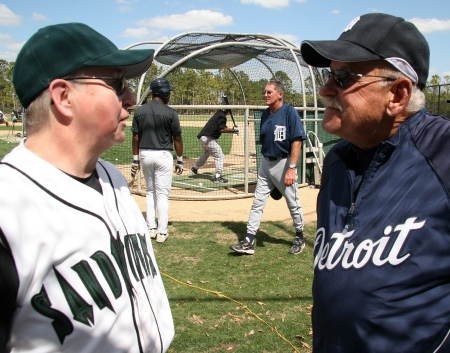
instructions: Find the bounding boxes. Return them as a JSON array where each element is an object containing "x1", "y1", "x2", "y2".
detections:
[{"x1": 301, "y1": 13, "x2": 450, "y2": 353}]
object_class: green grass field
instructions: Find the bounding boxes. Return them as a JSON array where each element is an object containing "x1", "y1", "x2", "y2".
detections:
[
  {"x1": 101, "y1": 125, "x2": 233, "y2": 165},
  {"x1": 155, "y1": 221, "x2": 315, "y2": 353},
  {"x1": 0, "y1": 117, "x2": 235, "y2": 164},
  {"x1": 0, "y1": 139, "x2": 19, "y2": 159}
]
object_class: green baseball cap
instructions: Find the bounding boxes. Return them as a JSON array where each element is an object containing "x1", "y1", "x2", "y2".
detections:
[{"x1": 13, "y1": 22, "x2": 155, "y2": 108}]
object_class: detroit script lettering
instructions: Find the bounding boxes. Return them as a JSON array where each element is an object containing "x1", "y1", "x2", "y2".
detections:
[{"x1": 314, "y1": 217, "x2": 426, "y2": 271}]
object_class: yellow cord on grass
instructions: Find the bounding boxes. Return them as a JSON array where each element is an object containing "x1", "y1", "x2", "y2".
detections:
[{"x1": 161, "y1": 272, "x2": 303, "y2": 353}]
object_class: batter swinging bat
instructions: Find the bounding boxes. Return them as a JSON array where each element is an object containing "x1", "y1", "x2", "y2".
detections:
[{"x1": 222, "y1": 96, "x2": 237, "y2": 127}]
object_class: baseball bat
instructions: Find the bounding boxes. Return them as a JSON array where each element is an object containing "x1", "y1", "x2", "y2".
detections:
[
  {"x1": 222, "y1": 96, "x2": 237, "y2": 127},
  {"x1": 128, "y1": 175, "x2": 136, "y2": 191}
]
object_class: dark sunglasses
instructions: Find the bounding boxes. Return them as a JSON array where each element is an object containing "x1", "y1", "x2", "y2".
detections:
[
  {"x1": 322, "y1": 69, "x2": 397, "y2": 88},
  {"x1": 64, "y1": 76, "x2": 127, "y2": 95}
]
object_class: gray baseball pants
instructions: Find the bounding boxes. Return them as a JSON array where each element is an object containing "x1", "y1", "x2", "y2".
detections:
[
  {"x1": 194, "y1": 136, "x2": 225, "y2": 175},
  {"x1": 247, "y1": 157, "x2": 304, "y2": 235}
]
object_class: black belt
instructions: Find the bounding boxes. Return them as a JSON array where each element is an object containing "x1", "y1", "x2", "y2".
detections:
[{"x1": 264, "y1": 155, "x2": 288, "y2": 161}]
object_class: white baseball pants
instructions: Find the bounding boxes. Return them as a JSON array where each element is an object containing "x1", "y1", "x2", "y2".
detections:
[{"x1": 140, "y1": 149, "x2": 173, "y2": 235}]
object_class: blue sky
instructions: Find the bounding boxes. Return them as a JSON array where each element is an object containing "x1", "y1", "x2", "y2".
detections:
[{"x1": 1, "y1": 0, "x2": 449, "y2": 79}]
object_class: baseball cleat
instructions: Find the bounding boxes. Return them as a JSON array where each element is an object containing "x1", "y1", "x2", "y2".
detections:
[
  {"x1": 190, "y1": 167, "x2": 198, "y2": 175},
  {"x1": 289, "y1": 236, "x2": 305, "y2": 255},
  {"x1": 230, "y1": 239, "x2": 254, "y2": 255},
  {"x1": 148, "y1": 228, "x2": 157, "y2": 239},
  {"x1": 156, "y1": 233, "x2": 169, "y2": 243},
  {"x1": 214, "y1": 176, "x2": 228, "y2": 183}
]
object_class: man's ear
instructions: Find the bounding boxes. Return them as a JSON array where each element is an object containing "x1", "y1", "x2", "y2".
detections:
[
  {"x1": 48, "y1": 79, "x2": 74, "y2": 122},
  {"x1": 386, "y1": 78, "x2": 413, "y2": 116}
]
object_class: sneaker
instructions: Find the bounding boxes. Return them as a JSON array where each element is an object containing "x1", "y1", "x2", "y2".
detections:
[
  {"x1": 230, "y1": 239, "x2": 254, "y2": 255},
  {"x1": 289, "y1": 236, "x2": 305, "y2": 255},
  {"x1": 148, "y1": 228, "x2": 157, "y2": 239},
  {"x1": 156, "y1": 233, "x2": 169, "y2": 243},
  {"x1": 214, "y1": 176, "x2": 228, "y2": 183},
  {"x1": 190, "y1": 167, "x2": 198, "y2": 175}
]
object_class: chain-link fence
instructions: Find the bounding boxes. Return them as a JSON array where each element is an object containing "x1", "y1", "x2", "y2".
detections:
[
  {"x1": 100, "y1": 105, "x2": 338, "y2": 200},
  {"x1": 425, "y1": 83, "x2": 450, "y2": 119}
]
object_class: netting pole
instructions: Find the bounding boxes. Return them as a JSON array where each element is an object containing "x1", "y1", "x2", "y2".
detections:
[{"x1": 244, "y1": 107, "x2": 250, "y2": 194}]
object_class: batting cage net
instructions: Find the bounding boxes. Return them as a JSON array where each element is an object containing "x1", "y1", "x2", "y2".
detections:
[{"x1": 101, "y1": 32, "x2": 339, "y2": 200}]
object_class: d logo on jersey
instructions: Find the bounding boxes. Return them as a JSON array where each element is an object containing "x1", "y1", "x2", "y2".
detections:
[
  {"x1": 274, "y1": 125, "x2": 286, "y2": 141},
  {"x1": 31, "y1": 232, "x2": 157, "y2": 344}
]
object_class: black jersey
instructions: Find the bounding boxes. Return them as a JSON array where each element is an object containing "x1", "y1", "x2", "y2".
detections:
[
  {"x1": 132, "y1": 100, "x2": 182, "y2": 150},
  {"x1": 197, "y1": 110, "x2": 227, "y2": 140}
]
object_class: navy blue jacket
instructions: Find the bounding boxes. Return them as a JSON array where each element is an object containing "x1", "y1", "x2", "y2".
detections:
[{"x1": 314, "y1": 109, "x2": 450, "y2": 353}]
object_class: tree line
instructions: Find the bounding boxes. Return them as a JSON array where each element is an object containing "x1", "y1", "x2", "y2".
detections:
[{"x1": 2, "y1": 58, "x2": 449, "y2": 117}]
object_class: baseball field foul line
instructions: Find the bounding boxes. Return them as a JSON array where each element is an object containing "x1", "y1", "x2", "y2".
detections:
[{"x1": 161, "y1": 272, "x2": 303, "y2": 352}]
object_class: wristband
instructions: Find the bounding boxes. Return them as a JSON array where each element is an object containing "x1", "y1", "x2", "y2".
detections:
[
  {"x1": 177, "y1": 156, "x2": 183, "y2": 162},
  {"x1": 133, "y1": 154, "x2": 139, "y2": 160}
]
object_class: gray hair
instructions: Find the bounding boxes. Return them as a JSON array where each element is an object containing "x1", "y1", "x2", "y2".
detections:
[
  {"x1": 24, "y1": 89, "x2": 51, "y2": 135},
  {"x1": 267, "y1": 80, "x2": 285, "y2": 94}
]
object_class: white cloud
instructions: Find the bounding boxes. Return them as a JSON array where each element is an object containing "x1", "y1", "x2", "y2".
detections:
[
  {"x1": 4, "y1": 41, "x2": 23, "y2": 51},
  {"x1": 0, "y1": 50, "x2": 16, "y2": 61},
  {"x1": 32, "y1": 13, "x2": 49, "y2": 21},
  {"x1": 119, "y1": 6, "x2": 133, "y2": 13},
  {"x1": 0, "y1": 33, "x2": 23, "y2": 50},
  {"x1": 331, "y1": 10, "x2": 340, "y2": 14},
  {"x1": 241, "y1": 0, "x2": 290, "y2": 9},
  {"x1": 121, "y1": 27, "x2": 161, "y2": 39},
  {"x1": 0, "y1": 4, "x2": 22, "y2": 26},
  {"x1": 115, "y1": 0, "x2": 137, "y2": 3},
  {"x1": 409, "y1": 18, "x2": 450, "y2": 34},
  {"x1": 137, "y1": 10, "x2": 234, "y2": 31},
  {"x1": 0, "y1": 33, "x2": 23, "y2": 61},
  {"x1": 270, "y1": 32, "x2": 299, "y2": 46}
]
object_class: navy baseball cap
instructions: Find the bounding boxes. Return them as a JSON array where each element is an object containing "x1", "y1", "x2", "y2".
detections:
[
  {"x1": 13, "y1": 23, "x2": 155, "y2": 108},
  {"x1": 300, "y1": 13, "x2": 430, "y2": 89},
  {"x1": 150, "y1": 78, "x2": 175, "y2": 94}
]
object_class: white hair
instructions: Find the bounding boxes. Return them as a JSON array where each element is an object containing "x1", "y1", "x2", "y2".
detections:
[{"x1": 378, "y1": 68, "x2": 425, "y2": 114}]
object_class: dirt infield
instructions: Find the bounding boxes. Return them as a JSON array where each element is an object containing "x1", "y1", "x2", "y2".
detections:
[{"x1": 133, "y1": 186, "x2": 319, "y2": 224}]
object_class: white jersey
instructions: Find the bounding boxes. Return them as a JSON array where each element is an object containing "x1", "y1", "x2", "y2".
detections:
[{"x1": 0, "y1": 141, "x2": 174, "y2": 352}]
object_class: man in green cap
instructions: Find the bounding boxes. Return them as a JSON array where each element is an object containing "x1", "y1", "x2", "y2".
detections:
[{"x1": 0, "y1": 23, "x2": 174, "y2": 352}]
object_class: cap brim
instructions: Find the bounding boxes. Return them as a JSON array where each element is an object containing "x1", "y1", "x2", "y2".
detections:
[
  {"x1": 160, "y1": 87, "x2": 175, "y2": 93},
  {"x1": 301, "y1": 40, "x2": 383, "y2": 67},
  {"x1": 88, "y1": 48, "x2": 155, "y2": 78}
]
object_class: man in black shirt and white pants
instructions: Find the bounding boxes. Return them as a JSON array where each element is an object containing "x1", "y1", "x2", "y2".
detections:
[
  {"x1": 190, "y1": 109, "x2": 239, "y2": 183},
  {"x1": 132, "y1": 78, "x2": 183, "y2": 243}
]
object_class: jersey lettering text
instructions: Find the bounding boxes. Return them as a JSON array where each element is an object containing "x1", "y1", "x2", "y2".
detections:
[
  {"x1": 71, "y1": 260, "x2": 115, "y2": 313},
  {"x1": 90, "y1": 251, "x2": 122, "y2": 299},
  {"x1": 31, "y1": 285, "x2": 74, "y2": 344},
  {"x1": 314, "y1": 216, "x2": 426, "y2": 271},
  {"x1": 55, "y1": 266, "x2": 94, "y2": 326}
]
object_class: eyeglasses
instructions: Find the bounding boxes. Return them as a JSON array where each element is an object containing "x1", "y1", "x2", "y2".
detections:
[
  {"x1": 322, "y1": 69, "x2": 397, "y2": 88},
  {"x1": 64, "y1": 76, "x2": 127, "y2": 96}
]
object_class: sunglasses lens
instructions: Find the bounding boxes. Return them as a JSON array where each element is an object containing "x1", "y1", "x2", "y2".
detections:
[
  {"x1": 333, "y1": 71, "x2": 348, "y2": 87},
  {"x1": 322, "y1": 70, "x2": 330, "y2": 85},
  {"x1": 114, "y1": 77, "x2": 126, "y2": 95}
]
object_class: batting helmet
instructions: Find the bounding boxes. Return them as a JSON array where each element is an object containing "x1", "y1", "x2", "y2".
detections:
[{"x1": 150, "y1": 78, "x2": 174, "y2": 99}]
